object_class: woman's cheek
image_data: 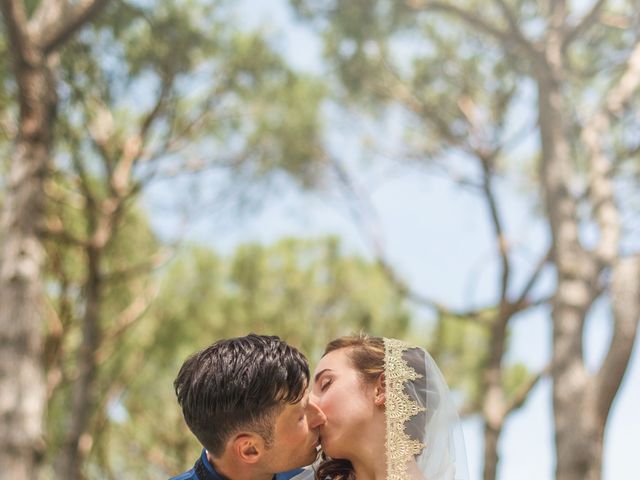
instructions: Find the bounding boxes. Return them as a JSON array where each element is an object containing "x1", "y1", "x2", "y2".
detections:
[
  {"x1": 318, "y1": 393, "x2": 333, "y2": 415},
  {"x1": 327, "y1": 391, "x2": 342, "y2": 416}
]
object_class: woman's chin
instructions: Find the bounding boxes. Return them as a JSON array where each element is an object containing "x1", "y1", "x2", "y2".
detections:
[
  {"x1": 320, "y1": 440, "x2": 333, "y2": 458},
  {"x1": 320, "y1": 432, "x2": 351, "y2": 460},
  {"x1": 320, "y1": 442, "x2": 343, "y2": 460}
]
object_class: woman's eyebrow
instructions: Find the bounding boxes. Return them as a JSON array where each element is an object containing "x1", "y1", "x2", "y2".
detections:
[{"x1": 314, "y1": 368, "x2": 332, "y2": 384}]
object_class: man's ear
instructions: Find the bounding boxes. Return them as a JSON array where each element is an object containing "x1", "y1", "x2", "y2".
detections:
[
  {"x1": 374, "y1": 373, "x2": 386, "y2": 406},
  {"x1": 232, "y1": 433, "x2": 263, "y2": 464}
]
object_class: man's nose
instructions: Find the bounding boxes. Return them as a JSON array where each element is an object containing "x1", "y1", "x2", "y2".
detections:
[{"x1": 306, "y1": 398, "x2": 326, "y2": 428}]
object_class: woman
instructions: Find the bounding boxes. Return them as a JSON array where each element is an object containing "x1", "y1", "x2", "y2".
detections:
[{"x1": 310, "y1": 334, "x2": 468, "y2": 480}]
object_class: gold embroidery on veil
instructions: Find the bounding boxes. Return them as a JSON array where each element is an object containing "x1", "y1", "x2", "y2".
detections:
[{"x1": 384, "y1": 338, "x2": 426, "y2": 480}]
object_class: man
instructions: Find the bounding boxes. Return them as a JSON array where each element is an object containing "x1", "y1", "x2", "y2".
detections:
[{"x1": 170, "y1": 334, "x2": 325, "y2": 480}]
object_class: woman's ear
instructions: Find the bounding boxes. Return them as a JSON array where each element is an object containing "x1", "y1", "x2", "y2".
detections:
[
  {"x1": 233, "y1": 433, "x2": 262, "y2": 464},
  {"x1": 374, "y1": 373, "x2": 386, "y2": 406}
]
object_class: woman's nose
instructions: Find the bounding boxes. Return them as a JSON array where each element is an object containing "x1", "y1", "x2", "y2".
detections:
[{"x1": 306, "y1": 398, "x2": 327, "y2": 428}]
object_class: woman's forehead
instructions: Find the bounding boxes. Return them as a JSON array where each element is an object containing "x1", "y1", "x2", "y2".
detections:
[{"x1": 315, "y1": 348, "x2": 352, "y2": 372}]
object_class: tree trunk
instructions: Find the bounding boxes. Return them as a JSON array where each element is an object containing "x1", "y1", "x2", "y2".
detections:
[
  {"x1": 537, "y1": 71, "x2": 601, "y2": 480},
  {"x1": 1, "y1": 2, "x2": 113, "y2": 477},
  {"x1": 0, "y1": 46, "x2": 56, "y2": 480},
  {"x1": 482, "y1": 424, "x2": 501, "y2": 480},
  {"x1": 57, "y1": 247, "x2": 103, "y2": 480},
  {"x1": 534, "y1": 31, "x2": 595, "y2": 479},
  {"x1": 535, "y1": 28, "x2": 640, "y2": 480}
]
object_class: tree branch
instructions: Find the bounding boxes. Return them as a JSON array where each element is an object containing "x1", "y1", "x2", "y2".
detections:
[
  {"x1": 70, "y1": 149, "x2": 101, "y2": 237},
  {"x1": 581, "y1": 115, "x2": 620, "y2": 266},
  {"x1": 605, "y1": 41, "x2": 640, "y2": 116},
  {"x1": 138, "y1": 74, "x2": 231, "y2": 169},
  {"x1": 40, "y1": 0, "x2": 113, "y2": 54},
  {"x1": 459, "y1": 399, "x2": 481, "y2": 418},
  {"x1": 582, "y1": 41, "x2": 640, "y2": 266},
  {"x1": 595, "y1": 255, "x2": 640, "y2": 423},
  {"x1": 506, "y1": 366, "x2": 549, "y2": 413},
  {"x1": 327, "y1": 151, "x2": 530, "y2": 327},
  {"x1": 140, "y1": 79, "x2": 173, "y2": 139},
  {"x1": 38, "y1": 217, "x2": 87, "y2": 247},
  {"x1": 478, "y1": 149, "x2": 511, "y2": 304},
  {"x1": 514, "y1": 247, "x2": 552, "y2": 307},
  {"x1": 525, "y1": 294, "x2": 553, "y2": 310},
  {"x1": 407, "y1": 0, "x2": 507, "y2": 42},
  {"x1": 493, "y1": 0, "x2": 537, "y2": 57},
  {"x1": 406, "y1": 0, "x2": 539, "y2": 60},
  {"x1": 95, "y1": 283, "x2": 159, "y2": 364},
  {"x1": 563, "y1": 0, "x2": 608, "y2": 50},
  {"x1": 101, "y1": 248, "x2": 174, "y2": 283},
  {"x1": 107, "y1": 77, "x2": 176, "y2": 197},
  {"x1": 0, "y1": 0, "x2": 33, "y2": 65},
  {"x1": 378, "y1": 59, "x2": 461, "y2": 146}
]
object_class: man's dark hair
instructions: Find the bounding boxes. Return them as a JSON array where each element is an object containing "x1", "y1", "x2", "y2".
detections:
[{"x1": 174, "y1": 334, "x2": 309, "y2": 457}]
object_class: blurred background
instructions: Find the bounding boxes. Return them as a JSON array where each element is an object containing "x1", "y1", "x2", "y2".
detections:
[{"x1": 1, "y1": 0, "x2": 638, "y2": 479}]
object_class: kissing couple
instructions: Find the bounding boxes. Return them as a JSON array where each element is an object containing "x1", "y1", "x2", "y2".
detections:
[{"x1": 170, "y1": 333, "x2": 468, "y2": 480}]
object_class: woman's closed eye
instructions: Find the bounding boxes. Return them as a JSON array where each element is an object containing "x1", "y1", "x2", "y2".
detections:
[{"x1": 320, "y1": 377, "x2": 333, "y2": 391}]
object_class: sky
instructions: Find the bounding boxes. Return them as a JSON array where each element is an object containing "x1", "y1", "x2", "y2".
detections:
[
  {"x1": 170, "y1": 162, "x2": 640, "y2": 480},
  {"x1": 147, "y1": 1, "x2": 640, "y2": 478}
]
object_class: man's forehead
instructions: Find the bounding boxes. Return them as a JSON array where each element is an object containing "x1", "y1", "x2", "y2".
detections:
[{"x1": 278, "y1": 393, "x2": 309, "y2": 418}]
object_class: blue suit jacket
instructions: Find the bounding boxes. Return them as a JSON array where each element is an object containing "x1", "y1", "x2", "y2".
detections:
[{"x1": 170, "y1": 449, "x2": 304, "y2": 480}]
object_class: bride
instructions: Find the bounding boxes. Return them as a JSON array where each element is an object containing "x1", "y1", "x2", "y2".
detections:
[{"x1": 309, "y1": 334, "x2": 469, "y2": 480}]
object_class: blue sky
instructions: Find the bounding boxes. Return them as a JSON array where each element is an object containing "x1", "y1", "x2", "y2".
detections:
[{"x1": 172, "y1": 166, "x2": 640, "y2": 480}]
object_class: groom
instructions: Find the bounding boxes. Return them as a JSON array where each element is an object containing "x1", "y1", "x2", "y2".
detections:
[{"x1": 170, "y1": 334, "x2": 325, "y2": 480}]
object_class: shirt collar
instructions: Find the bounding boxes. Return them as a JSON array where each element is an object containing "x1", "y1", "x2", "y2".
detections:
[{"x1": 197, "y1": 450, "x2": 304, "y2": 480}]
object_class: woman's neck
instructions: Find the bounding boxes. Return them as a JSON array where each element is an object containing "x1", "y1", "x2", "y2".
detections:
[
  {"x1": 348, "y1": 412, "x2": 387, "y2": 480},
  {"x1": 351, "y1": 455, "x2": 386, "y2": 480}
]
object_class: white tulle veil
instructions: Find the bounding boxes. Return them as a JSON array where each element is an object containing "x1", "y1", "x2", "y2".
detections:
[
  {"x1": 384, "y1": 338, "x2": 469, "y2": 480},
  {"x1": 292, "y1": 337, "x2": 469, "y2": 480}
]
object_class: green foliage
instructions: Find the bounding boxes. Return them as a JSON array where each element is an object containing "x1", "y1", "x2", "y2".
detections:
[
  {"x1": 7, "y1": 0, "x2": 336, "y2": 476},
  {"x1": 152, "y1": 236, "x2": 410, "y2": 361},
  {"x1": 428, "y1": 310, "x2": 534, "y2": 413},
  {"x1": 502, "y1": 362, "x2": 531, "y2": 403},
  {"x1": 244, "y1": 73, "x2": 327, "y2": 186},
  {"x1": 15, "y1": 0, "x2": 638, "y2": 477},
  {"x1": 42, "y1": 177, "x2": 161, "y2": 462},
  {"x1": 0, "y1": 27, "x2": 13, "y2": 161},
  {"x1": 52, "y1": 0, "x2": 328, "y2": 198},
  {"x1": 101, "y1": 236, "x2": 411, "y2": 475},
  {"x1": 291, "y1": 0, "x2": 639, "y2": 179},
  {"x1": 121, "y1": 0, "x2": 220, "y2": 79},
  {"x1": 428, "y1": 311, "x2": 491, "y2": 406},
  {"x1": 292, "y1": 0, "x2": 526, "y2": 171},
  {"x1": 289, "y1": 0, "x2": 640, "y2": 421}
]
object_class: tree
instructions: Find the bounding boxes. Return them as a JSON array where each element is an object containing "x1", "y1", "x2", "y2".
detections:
[
  {"x1": 0, "y1": 1, "x2": 113, "y2": 477},
  {"x1": 291, "y1": 1, "x2": 640, "y2": 479},
  {"x1": 1, "y1": 0, "x2": 329, "y2": 477},
  {"x1": 42, "y1": 188, "x2": 160, "y2": 479},
  {"x1": 40, "y1": 2, "x2": 330, "y2": 478},
  {"x1": 18, "y1": 0, "x2": 328, "y2": 476},
  {"x1": 80, "y1": 236, "x2": 413, "y2": 477}
]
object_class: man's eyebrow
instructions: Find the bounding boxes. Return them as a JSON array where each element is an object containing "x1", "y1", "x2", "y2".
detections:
[{"x1": 314, "y1": 368, "x2": 332, "y2": 383}]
